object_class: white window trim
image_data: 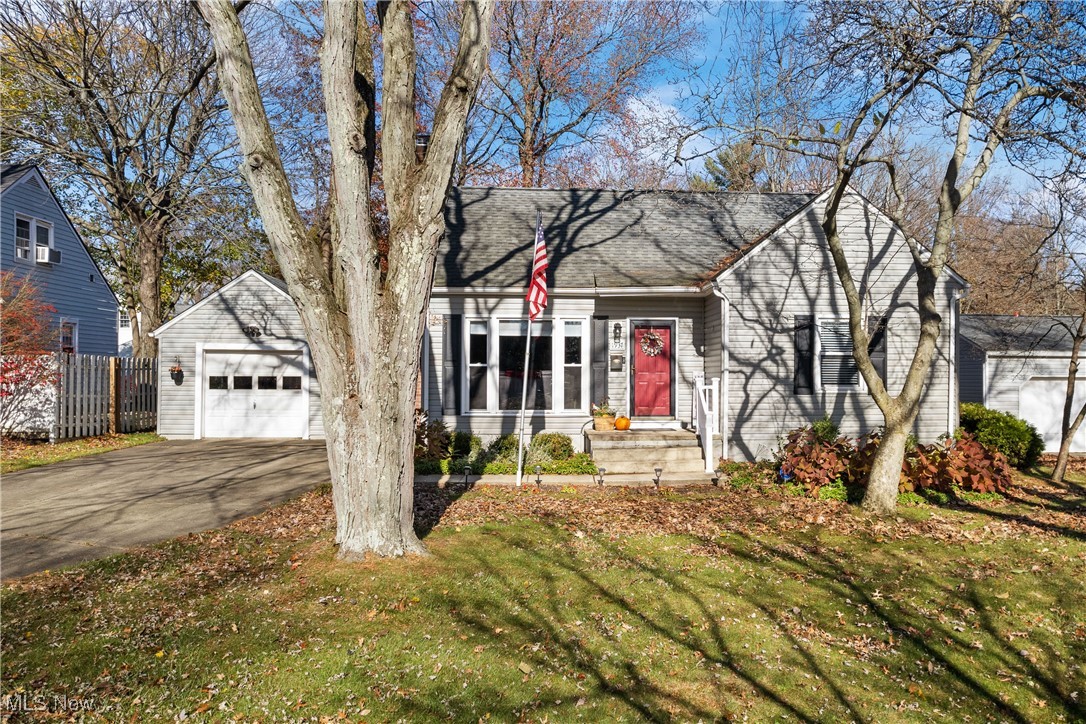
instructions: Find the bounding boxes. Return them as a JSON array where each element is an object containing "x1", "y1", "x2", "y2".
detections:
[
  {"x1": 460, "y1": 314, "x2": 590, "y2": 415},
  {"x1": 815, "y1": 316, "x2": 863, "y2": 391},
  {"x1": 59, "y1": 318, "x2": 78, "y2": 354},
  {"x1": 14, "y1": 213, "x2": 54, "y2": 262}
]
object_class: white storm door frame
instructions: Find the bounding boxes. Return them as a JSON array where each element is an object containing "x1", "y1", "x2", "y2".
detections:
[{"x1": 193, "y1": 341, "x2": 312, "y2": 440}]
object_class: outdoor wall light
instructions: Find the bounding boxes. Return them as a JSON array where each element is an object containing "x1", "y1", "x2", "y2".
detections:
[
  {"x1": 597, "y1": 467, "x2": 606, "y2": 486},
  {"x1": 654, "y1": 467, "x2": 663, "y2": 487},
  {"x1": 534, "y1": 465, "x2": 542, "y2": 486},
  {"x1": 242, "y1": 324, "x2": 262, "y2": 338},
  {"x1": 612, "y1": 322, "x2": 622, "y2": 343}
]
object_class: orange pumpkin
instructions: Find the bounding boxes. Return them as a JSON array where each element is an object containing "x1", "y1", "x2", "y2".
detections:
[{"x1": 614, "y1": 415, "x2": 631, "y2": 431}]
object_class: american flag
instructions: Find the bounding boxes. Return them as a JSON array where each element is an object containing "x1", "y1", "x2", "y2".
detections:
[{"x1": 525, "y1": 213, "x2": 549, "y2": 320}]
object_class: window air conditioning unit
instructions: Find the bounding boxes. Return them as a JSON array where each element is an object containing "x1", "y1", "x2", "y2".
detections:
[{"x1": 35, "y1": 247, "x2": 61, "y2": 264}]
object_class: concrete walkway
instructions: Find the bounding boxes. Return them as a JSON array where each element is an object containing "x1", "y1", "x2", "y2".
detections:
[{"x1": 1, "y1": 439, "x2": 329, "y2": 579}]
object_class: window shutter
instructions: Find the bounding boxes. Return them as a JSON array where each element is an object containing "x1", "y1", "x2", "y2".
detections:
[
  {"x1": 591, "y1": 316, "x2": 608, "y2": 404},
  {"x1": 867, "y1": 316, "x2": 887, "y2": 383},
  {"x1": 442, "y1": 315, "x2": 461, "y2": 415},
  {"x1": 794, "y1": 315, "x2": 814, "y2": 394}
]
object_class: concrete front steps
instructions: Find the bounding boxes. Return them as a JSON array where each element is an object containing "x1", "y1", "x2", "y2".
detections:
[{"x1": 585, "y1": 428, "x2": 715, "y2": 479}]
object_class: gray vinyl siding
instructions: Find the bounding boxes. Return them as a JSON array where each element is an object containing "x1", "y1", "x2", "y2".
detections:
[
  {"x1": 425, "y1": 293, "x2": 703, "y2": 450},
  {"x1": 958, "y1": 338, "x2": 986, "y2": 404},
  {"x1": 984, "y1": 354, "x2": 1073, "y2": 415},
  {"x1": 1, "y1": 173, "x2": 118, "y2": 355},
  {"x1": 155, "y1": 275, "x2": 323, "y2": 439},
  {"x1": 718, "y1": 191, "x2": 962, "y2": 461}
]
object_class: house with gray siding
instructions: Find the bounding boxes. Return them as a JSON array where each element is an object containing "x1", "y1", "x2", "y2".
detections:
[
  {"x1": 1, "y1": 163, "x2": 118, "y2": 355},
  {"x1": 959, "y1": 314, "x2": 1083, "y2": 453},
  {"x1": 152, "y1": 187, "x2": 965, "y2": 464}
]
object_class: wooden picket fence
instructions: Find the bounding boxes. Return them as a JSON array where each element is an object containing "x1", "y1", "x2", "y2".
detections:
[
  {"x1": 52, "y1": 354, "x2": 157, "y2": 442},
  {"x1": 113, "y1": 357, "x2": 157, "y2": 433}
]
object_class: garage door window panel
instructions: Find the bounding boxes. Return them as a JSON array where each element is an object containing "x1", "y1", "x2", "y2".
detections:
[
  {"x1": 234, "y1": 376, "x2": 253, "y2": 389},
  {"x1": 258, "y1": 376, "x2": 277, "y2": 390},
  {"x1": 209, "y1": 376, "x2": 228, "y2": 390}
]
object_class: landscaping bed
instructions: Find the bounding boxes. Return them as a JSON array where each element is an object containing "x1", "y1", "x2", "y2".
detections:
[
  {"x1": 2, "y1": 467, "x2": 1083, "y2": 721},
  {"x1": 1, "y1": 432, "x2": 163, "y2": 474}
]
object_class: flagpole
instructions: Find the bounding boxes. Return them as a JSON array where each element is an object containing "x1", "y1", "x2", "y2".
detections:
[
  {"x1": 516, "y1": 211, "x2": 546, "y2": 487},
  {"x1": 514, "y1": 318, "x2": 533, "y2": 487}
]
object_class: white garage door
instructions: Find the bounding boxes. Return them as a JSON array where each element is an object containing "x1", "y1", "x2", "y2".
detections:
[
  {"x1": 1019, "y1": 377, "x2": 1086, "y2": 453},
  {"x1": 203, "y1": 352, "x2": 306, "y2": 438}
]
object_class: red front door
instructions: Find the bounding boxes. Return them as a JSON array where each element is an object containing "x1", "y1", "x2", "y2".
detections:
[{"x1": 633, "y1": 324, "x2": 672, "y2": 416}]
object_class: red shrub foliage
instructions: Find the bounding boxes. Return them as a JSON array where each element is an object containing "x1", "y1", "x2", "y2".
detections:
[
  {"x1": 780, "y1": 427, "x2": 1013, "y2": 499},
  {"x1": 777, "y1": 427, "x2": 853, "y2": 496},
  {"x1": 907, "y1": 433, "x2": 1012, "y2": 494}
]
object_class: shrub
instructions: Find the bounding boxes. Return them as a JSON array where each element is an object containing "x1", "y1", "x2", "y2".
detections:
[
  {"x1": 777, "y1": 427, "x2": 855, "y2": 496},
  {"x1": 527, "y1": 432, "x2": 575, "y2": 465},
  {"x1": 450, "y1": 431, "x2": 483, "y2": 459},
  {"x1": 959, "y1": 402, "x2": 1043, "y2": 470},
  {"x1": 414, "y1": 411, "x2": 450, "y2": 461},
  {"x1": 907, "y1": 432, "x2": 1013, "y2": 494},
  {"x1": 541, "y1": 453, "x2": 597, "y2": 475},
  {"x1": 487, "y1": 434, "x2": 524, "y2": 463},
  {"x1": 810, "y1": 413, "x2": 840, "y2": 444}
]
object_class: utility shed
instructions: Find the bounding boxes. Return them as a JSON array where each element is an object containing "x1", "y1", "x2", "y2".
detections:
[
  {"x1": 150, "y1": 270, "x2": 322, "y2": 440},
  {"x1": 959, "y1": 314, "x2": 1082, "y2": 452}
]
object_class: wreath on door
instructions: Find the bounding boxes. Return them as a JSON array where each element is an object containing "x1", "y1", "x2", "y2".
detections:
[{"x1": 639, "y1": 330, "x2": 665, "y2": 357}]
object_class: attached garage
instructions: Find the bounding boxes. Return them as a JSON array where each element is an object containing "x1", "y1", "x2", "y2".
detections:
[
  {"x1": 959, "y1": 314, "x2": 1083, "y2": 453},
  {"x1": 151, "y1": 271, "x2": 323, "y2": 440}
]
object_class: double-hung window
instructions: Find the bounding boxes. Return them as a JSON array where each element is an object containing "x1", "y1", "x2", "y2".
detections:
[
  {"x1": 817, "y1": 319, "x2": 860, "y2": 388},
  {"x1": 563, "y1": 320, "x2": 583, "y2": 409},
  {"x1": 498, "y1": 320, "x2": 552, "y2": 409},
  {"x1": 467, "y1": 321, "x2": 488, "y2": 410},
  {"x1": 60, "y1": 321, "x2": 77, "y2": 354},
  {"x1": 15, "y1": 215, "x2": 54, "y2": 263},
  {"x1": 15, "y1": 216, "x2": 31, "y2": 260},
  {"x1": 464, "y1": 317, "x2": 587, "y2": 413}
]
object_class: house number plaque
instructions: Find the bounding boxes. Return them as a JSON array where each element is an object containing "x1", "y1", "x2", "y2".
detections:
[{"x1": 608, "y1": 320, "x2": 627, "y2": 352}]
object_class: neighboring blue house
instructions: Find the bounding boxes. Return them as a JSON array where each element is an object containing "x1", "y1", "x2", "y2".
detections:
[{"x1": 1, "y1": 163, "x2": 118, "y2": 356}]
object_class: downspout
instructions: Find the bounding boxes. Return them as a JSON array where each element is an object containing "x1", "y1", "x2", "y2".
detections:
[{"x1": 711, "y1": 281, "x2": 731, "y2": 460}]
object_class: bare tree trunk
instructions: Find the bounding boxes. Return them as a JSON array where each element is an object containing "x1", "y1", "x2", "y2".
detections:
[
  {"x1": 197, "y1": 0, "x2": 493, "y2": 558},
  {"x1": 864, "y1": 423, "x2": 908, "y2": 514},
  {"x1": 1052, "y1": 316, "x2": 1086, "y2": 484},
  {"x1": 132, "y1": 226, "x2": 164, "y2": 359}
]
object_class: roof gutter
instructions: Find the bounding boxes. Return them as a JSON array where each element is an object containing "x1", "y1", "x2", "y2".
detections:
[
  {"x1": 432, "y1": 285, "x2": 705, "y2": 297},
  {"x1": 710, "y1": 280, "x2": 731, "y2": 460}
]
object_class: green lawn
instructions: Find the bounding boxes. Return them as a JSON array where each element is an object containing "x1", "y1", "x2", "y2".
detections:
[
  {"x1": 2, "y1": 471, "x2": 1084, "y2": 721},
  {"x1": 1, "y1": 433, "x2": 163, "y2": 474}
]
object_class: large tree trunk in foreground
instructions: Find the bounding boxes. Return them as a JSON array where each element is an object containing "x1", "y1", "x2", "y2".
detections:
[{"x1": 198, "y1": 0, "x2": 492, "y2": 557}]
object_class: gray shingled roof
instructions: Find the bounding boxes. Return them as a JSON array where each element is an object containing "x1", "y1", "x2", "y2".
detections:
[
  {"x1": 437, "y1": 188, "x2": 818, "y2": 289},
  {"x1": 960, "y1": 314, "x2": 1080, "y2": 353},
  {"x1": 1, "y1": 163, "x2": 35, "y2": 193}
]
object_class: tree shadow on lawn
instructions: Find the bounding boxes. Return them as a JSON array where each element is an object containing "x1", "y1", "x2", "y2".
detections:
[{"x1": 413, "y1": 526, "x2": 1085, "y2": 722}]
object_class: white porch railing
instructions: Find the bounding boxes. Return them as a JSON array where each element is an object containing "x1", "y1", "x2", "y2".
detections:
[{"x1": 694, "y1": 376, "x2": 720, "y2": 473}]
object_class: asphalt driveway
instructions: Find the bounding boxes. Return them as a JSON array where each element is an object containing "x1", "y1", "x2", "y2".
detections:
[{"x1": 1, "y1": 439, "x2": 329, "y2": 579}]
